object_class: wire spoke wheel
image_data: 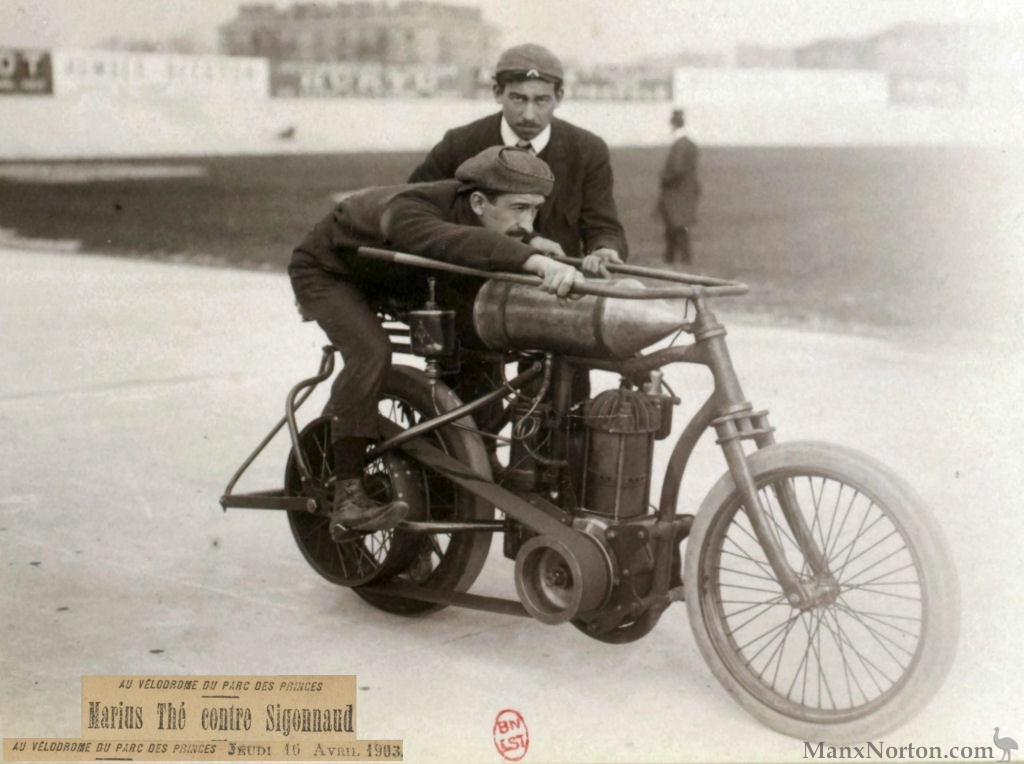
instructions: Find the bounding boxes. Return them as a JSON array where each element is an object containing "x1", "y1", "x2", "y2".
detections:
[
  {"x1": 286, "y1": 418, "x2": 413, "y2": 587},
  {"x1": 684, "y1": 442, "x2": 958, "y2": 741},
  {"x1": 352, "y1": 365, "x2": 494, "y2": 614},
  {"x1": 370, "y1": 396, "x2": 459, "y2": 582}
]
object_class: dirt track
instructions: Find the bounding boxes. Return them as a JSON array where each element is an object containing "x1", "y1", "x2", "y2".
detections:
[{"x1": 2, "y1": 247, "x2": 1022, "y2": 762}]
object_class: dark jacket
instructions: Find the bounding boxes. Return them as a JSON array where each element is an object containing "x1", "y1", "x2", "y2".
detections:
[
  {"x1": 657, "y1": 134, "x2": 701, "y2": 228},
  {"x1": 291, "y1": 179, "x2": 538, "y2": 304},
  {"x1": 408, "y1": 113, "x2": 628, "y2": 259}
]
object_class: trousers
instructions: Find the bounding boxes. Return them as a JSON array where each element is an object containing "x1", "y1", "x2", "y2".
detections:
[
  {"x1": 289, "y1": 264, "x2": 391, "y2": 442},
  {"x1": 664, "y1": 225, "x2": 692, "y2": 264}
]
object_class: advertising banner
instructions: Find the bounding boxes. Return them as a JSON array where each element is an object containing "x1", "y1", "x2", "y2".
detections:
[
  {"x1": 564, "y1": 70, "x2": 672, "y2": 101},
  {"x1": 270, "y1": 61, "x2": 473, "y2": 98},
  {"x1": 0, "y1": 49, "x2": 53, "y2": 95},
  {"x1": 51, "y1": 50, "x2": 269, "y2": 98},
  {"x1": 271, "y1": 61, "x2": 672, "y2": 101},
  {"x1": 469, "y1": 66, "x2": 673, "y2": 101}
]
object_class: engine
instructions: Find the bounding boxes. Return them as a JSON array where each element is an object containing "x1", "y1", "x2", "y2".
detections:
[
  {"x1": 504, "y1": 377, "x2": 674, "y2": 520},
  {"x1": 580, "y1": 388, "x2": 662, "y2": 520},
  {"x1": 508, "y1": 379, "x2": 676, "y2": 627}
]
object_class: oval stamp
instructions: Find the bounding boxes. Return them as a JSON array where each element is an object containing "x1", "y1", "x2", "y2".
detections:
[{"x1": 493, "y1": 708, "x2": 529, "y2": 761}]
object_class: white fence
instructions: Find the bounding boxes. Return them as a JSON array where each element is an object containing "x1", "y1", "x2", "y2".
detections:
[
  {"x1": 1, "y1": 51, "x2": 1021, "y2": 158},
  {"x1": 50, "y1": 50, "x2": 269, "y2": 99}
]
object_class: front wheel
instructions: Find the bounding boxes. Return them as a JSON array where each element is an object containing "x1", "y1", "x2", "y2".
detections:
[{"x1": 684, "y1": 442, "x2": 959, "y2": 741}]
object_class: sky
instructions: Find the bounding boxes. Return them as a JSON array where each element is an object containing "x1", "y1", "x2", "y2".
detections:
[{"x1": 1, "y1": 0, "x2": 1020, "y2": 65}]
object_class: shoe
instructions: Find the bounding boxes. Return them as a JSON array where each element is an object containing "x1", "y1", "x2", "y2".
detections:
[{"x1": 329, "y1": 478, "x2": 409, "y2": 533}]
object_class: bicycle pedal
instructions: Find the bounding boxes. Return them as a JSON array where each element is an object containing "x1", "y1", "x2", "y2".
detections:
[{"x1": 328, "y1": 521, "x2": 364, "y2": 543}]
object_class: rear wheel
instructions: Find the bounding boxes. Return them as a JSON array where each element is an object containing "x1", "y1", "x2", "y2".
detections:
[
  {"x1": 286, "y1": 367, "x2": 493, "y2": 610},
  {"x1": 684, "y1": 442, "x2": 959, "y2": 741},
  {"x1": 353, "y1": 365, "x2": 494, "y2": 614},
  {"x1": 285, "y1": 418, "x2": 420, "y2": 587}
]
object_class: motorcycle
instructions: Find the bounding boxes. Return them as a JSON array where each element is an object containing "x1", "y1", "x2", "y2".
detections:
[{"x1": 221, "y1": 248, "x2": 958, "y2": 742}]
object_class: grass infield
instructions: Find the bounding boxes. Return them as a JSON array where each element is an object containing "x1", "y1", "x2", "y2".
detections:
[{"x1": 1, "y1": 145, "x2": 1019, "y2": 336}]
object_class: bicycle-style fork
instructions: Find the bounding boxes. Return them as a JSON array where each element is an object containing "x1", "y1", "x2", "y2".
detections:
[{"x1": 679, "y1": 293, "x2": 836, "y2": 610}]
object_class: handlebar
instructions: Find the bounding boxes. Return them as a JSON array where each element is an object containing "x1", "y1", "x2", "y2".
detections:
[
  {"x1": 357, "y1": 247, "x2": 749, "y2": 300},
  {"x1": 551, "y1": 255, "x2": 741, "y2": 289}
]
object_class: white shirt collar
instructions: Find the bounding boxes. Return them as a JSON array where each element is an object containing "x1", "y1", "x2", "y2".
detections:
[{"x1": 501, "y1": 116, "x2": 552, "y2": 154}]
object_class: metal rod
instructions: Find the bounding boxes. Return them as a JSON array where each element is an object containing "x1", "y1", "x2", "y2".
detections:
[
  {"x1": 398, "y1": 520, "x2": 505, "y2": 532},
  {"x1": 356, "y1": 247, "x2": 748, "y2": 298},
  {"x1": 222, "y1": 346, "x2": 334, "y2": 499},
  {"x1": 380, "y1": 420, "x2": 573, "y2": 538},
  {"x1": 220, "y1": 492, "x2": 318, "y2": 512},
  {"x1": 561, "y1": 343, "x2": 705, "y2": 379},
  {"x1": 359, "y1": 580, "x2": 531, "y2": 617},
  {"x1": 367, "y1": 362, "x2": 544, "y2": 458},
  {"x1": 551, "y1": 254, "x2": 740, "y2": 288},
  {"x1": 285, "y1": 347, "x2": 337, "y2": 483}
]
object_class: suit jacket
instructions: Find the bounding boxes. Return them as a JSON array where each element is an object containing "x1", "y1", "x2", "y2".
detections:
[
  {"x1": 657, "y1": 134, "x2": 701, "y2": 228},
  {"x1": 291, "y1": 180, "x2": 537, "y2": 305},
  {"x1": 408, "y1": 113, "x2": 628, "y2": 259}
]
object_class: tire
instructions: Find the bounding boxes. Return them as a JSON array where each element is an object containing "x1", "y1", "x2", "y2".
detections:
[
  {"x1": 286, "y1": 366, "x2": 494, "y2": 613},
  {"x1": 286, "y1": 417, "x2": 422, "y2": 587},
  {"x1": 683, "y1": 441, "x2": 959, "y2": 742},
  {"x1": 353, "y1": 365, "x2": 494, "y2": 614}
]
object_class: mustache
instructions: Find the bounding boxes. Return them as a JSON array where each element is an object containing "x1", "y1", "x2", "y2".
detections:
[{"x1": 507, "y1": 227, "x2": 531, "y2": 240}]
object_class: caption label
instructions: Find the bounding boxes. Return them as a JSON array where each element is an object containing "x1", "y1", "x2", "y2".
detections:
[{"x1": 3, "y1": 675, "x2": 402, "y2": 761}]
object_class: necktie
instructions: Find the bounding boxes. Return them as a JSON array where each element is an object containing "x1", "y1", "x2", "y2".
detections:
[{"x1": 516, "y1": 140, "x2": 535, "y2": 155}]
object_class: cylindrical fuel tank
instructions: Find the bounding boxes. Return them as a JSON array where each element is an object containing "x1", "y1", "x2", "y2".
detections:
[{"x1": 472, "y1": 279, "x2": 689, "y2": 359}]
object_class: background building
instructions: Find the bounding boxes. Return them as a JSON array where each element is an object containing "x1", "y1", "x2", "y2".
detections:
[
  {"x1": 733, "y1": 21, "x2": 1022, "y2": 107},
  {"x1": 219, "y1": 1, "x2": 498, "y2": 67}
]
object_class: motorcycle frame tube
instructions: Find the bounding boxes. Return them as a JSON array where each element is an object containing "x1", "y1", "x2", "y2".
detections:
[
  {"x1": 221, "y1": 345, "x2": 336, "y2": 501},
  {"x1": 285, "y1": 346, "x2": 338, "y2": 484},
  {"x1": 549, "y1": 356, "x2": 579, "y2": 509},
  {"x1": 367, "y1": 361, "x2": 544, "y2": 459}
]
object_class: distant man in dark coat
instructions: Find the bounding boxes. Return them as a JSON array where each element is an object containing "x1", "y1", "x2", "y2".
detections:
[
  {"x1": 657, "y1": 108, "x2": 701, "y2": 264},
  {"x1": 290, "y1": 146, "x2": 584, "y2": 532},
  {"x1": 408, "y1": 43, "x2": 628, "y2": 275}
]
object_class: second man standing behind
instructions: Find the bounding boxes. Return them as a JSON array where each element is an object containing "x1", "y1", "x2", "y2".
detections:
[{"x1": 409, "y1": 43, "x2": 628, "y2": 275}]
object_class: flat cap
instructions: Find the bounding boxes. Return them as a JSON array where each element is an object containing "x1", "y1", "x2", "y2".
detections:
[
  {"x1": 494, "y1": 43, "x2": 564, "y2": 84},
  {"x1": 455, "y1": 146, "x2": 554, "y2": 197}
]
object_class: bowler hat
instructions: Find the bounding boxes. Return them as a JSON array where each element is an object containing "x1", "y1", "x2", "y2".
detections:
[
  {"x1": 494, "y1": 43, "x2": 564, "y2": 84},
  {"x1": 455, "y1": 146, "x2": 554, "y2": 197}
]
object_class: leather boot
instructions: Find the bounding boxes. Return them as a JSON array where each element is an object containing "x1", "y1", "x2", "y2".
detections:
[{"x1": 330, "y1": 477, "x2": 409, "y2": 533}]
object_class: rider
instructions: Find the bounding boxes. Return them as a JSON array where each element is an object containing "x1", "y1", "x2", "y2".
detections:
[{"x1": 289, "y1": 146, "x2": 590, "y2": 532}]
